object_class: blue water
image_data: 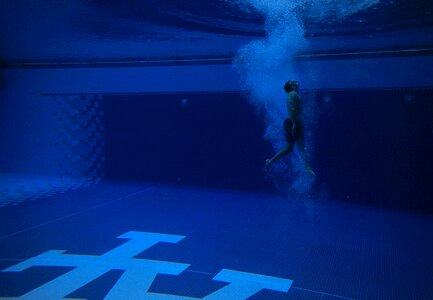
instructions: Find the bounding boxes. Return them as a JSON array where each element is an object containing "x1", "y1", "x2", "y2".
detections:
[{"x1": 1, "y1": 0, "x2": 433, "y2": 299}]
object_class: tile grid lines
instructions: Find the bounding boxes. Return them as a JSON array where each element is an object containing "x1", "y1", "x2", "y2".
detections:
[
  {"x1": 0, "y1": 259, "x2": 354, "y2": 300},
  {"x1": 0, "y1": 188, "x2": 152, "y2": 241},
  {"x1": 292, "y1": 286, "x2": 355, "y2": 300},
  {"x1": 0, "y1": 188, "x2": 353, "y2": 300},
  {"x1": 183, "y1": 270, "x2": 355, "y2": 299}
]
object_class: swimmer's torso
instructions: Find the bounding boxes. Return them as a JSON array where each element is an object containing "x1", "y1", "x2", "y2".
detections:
[{"x1": 286, "y1": 91, "x2": 302, "y2": 122}]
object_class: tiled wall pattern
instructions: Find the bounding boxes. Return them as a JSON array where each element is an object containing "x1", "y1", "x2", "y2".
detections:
[
  {"x1": 0, "y1": 94, "x2": 105, "y2": 207},
  {"x1": 52, "y1": 94, "x2": 105, "y2": 181}
]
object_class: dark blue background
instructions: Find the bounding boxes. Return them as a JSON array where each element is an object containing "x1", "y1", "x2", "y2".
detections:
[
  {"x1": 103, "y1": 92, "x2": 272, "y2": 191},
  {"x1": 103, "y1": 89, "x2": 433, "y2": 213}
]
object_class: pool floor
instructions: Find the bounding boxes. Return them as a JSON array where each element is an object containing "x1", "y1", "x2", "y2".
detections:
[{"x1": 0, "y1": 182, "x2": 432, "y2": 299}]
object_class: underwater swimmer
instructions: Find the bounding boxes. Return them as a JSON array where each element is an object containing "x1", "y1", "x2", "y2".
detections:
[{"x1": 265, "y1": 80, "x2": 316, "y2": 176}]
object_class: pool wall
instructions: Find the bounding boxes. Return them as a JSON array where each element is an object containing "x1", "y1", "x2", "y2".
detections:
[{"x1": 1, "y1": 55, "x2": 432, "y2": 212}]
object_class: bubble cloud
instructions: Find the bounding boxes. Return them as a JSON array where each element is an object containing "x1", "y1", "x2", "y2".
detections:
[{"x1": 232, "y1": 0, "x2": 380, "y2": 195}]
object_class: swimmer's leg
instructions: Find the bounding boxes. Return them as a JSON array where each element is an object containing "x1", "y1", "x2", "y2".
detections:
[
  {"x1": 265, "y1": 143, "x2": 294, "y2": 170},
  {"x1": 296, "y1": 135, "x2": 316, "y2": 177}
]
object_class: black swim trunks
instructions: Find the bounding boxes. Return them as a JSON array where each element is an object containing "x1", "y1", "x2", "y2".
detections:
[{"x1": 283, "y1": 119, "x2": 301, "y2": 143}]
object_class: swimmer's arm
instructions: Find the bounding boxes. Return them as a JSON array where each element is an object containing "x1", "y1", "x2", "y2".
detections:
[
  {"x1": 291, "y1": 124, "x2": 297, "y2": 137},
  {"x1": 287, "y1": 93, "x2": 301, "y2": 123},
  {"x1": 287, "y1": 94, "x2": 301, "y2": 135}
]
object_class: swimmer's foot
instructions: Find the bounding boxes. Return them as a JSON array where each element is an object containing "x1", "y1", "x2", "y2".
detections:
[
  {"x1": 265, "y1": 159, "x2": 272, "y2": 170},
  {"x1": 305, "y1": 167, "x2": 317, "y2": 177}
]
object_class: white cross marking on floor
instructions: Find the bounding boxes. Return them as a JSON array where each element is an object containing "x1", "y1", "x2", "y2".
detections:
[{"x1": 2, "y1": 231, "x2": 293, "y2": 299}]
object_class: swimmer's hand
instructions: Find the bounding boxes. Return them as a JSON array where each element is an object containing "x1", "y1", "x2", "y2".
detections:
[{"x1": 292, "y1": 123, "x2": 299, "y2": 136}]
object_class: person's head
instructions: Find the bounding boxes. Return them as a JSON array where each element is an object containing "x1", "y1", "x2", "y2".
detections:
[{"x1": 284, "y1": 80, "x2": 299, "y2": 92}]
